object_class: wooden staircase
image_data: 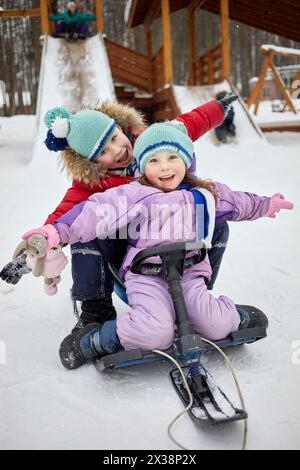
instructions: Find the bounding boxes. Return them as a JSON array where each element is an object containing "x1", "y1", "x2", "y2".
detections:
[
  {"x1": 114, "y1": 83, "x2": 154, "y2": 124},
  {"x1": 105, "y1": 38, "x2": 179, "y2": 123}
]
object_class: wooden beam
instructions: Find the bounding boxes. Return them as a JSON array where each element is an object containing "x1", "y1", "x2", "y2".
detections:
[
  {"x1": 40, "y1": 0, "x2": 49, "y2": 35},
  {"x1": 143, "y1": 0, "x2": 161, "y2": 32},
  {"x1": 126, "y1": 0, "x2": 139, "y2": 29},
  {"x1": 161, "y1": 0, "x2": 173, "y2": 85},
  {"x1": 247, "y1": 54, "x2": 270, "y2": 114},
  {"x1": 146, "y1": 29, "x2": 153, "y2": 58},
  {"x1": 200, "y1": 0, "x2": 300, "y2": 43},
  {"x1": 260, "y1": 124, "x2": 300, "y2": 133},
  {"x1": 95, "y1": 0, "x2": 104, "y2": 33},
  {"x1": 220, "y1": 0, "x2": 230, "y2": 80},
  {"x1": 254, "y1": 55, "x2": 272, "y2": 115},
  {"x1": 0, "y1": 8, "x2": 40, "y2": 18},
  {"x1": 261, "y1": 46, "x2": 300, "y2": 60},
  {"x1": 188, "y1": 0, "x2": 206, "y2": 14}
]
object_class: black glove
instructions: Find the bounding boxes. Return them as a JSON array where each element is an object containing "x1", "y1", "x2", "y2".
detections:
[
  {"x1": 218, "y1": 93, "x2": 238, "y2": 115},
  {"x1": 0, "y1": 253, "x2": 31, "y2": 285}
]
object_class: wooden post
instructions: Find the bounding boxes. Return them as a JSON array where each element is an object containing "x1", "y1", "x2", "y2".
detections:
[
  {"x1": 146, "y1": 29, "x2": 153, "y2": 58},
  {"x1": 40, "y1": 0, "x2": 49, "y2": 35},
  {"x1": 188, "y1": 9, "x2": 197, "y2": 85},
  {"x1": 161, "y1": 0, "x2": 173, "y2": 85},
  {"x1": 146, "y1": 28, "x2": 153, "y2": 92},
  {"x1": 208, "y1": 52, "x2": 214, "y2": 84},
  {"x1": 220, "y1": 0, "x2": 230, "y2": 80},
  {"x1": 247, "y1": 54, "x2": 270, "y2": 113},
  {"x1": 95, "y1": 0, "x2": 104, "y2": 34}
]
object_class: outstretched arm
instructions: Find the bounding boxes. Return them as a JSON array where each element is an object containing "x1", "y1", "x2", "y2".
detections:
[
  {"x1": 175, "y1": 100, "x2": 224, "y2": 142},
  {"x1": 175, "y1": 93, "x2": 238, "y2": 142},
  {"x1": 215, "y1": 182, "x2": 293, "y2": 223},
  {"x1": 54, "y1": 182, "x2": 143, "y2": 245}
]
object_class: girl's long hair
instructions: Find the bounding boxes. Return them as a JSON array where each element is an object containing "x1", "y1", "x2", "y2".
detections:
[{"x1": 138, "y1": 171, "x2": 218, "y2": 202}]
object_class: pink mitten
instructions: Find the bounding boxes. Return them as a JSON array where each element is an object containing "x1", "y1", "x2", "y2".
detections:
[
  {"x1": 266, "y1": 193, "x2": 294, "y2": 218},
  {"x1": 22, "y1": 224, "x2": 60, "y2": 249}
]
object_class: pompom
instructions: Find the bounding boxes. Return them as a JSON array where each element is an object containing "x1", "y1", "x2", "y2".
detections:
[
  {"x1": 44, "y1": 107, "x2": 71, "y2": 129},
  {"x1": 51, "y1": 116, "x2": 70, "y2": 138},
  {"x1": 44, "y1": 130, "x2": 68, "y2": 152}
]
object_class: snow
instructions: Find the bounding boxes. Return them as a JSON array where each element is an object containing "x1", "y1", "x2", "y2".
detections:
[
  {"x1": 261, "y1": 44, "x2": 300, "y2": 57},
  {"x1": 249, "y1": 100, "x2": 300, "y2": 127},
  {"x1": 124, "y1": 0, "x2": 133, "y2": 24},
  {"x1": 0, "y1": 40, "x2": 300, "y2": 450}
]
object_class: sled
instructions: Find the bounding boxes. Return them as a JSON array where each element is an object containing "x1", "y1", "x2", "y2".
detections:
[{"x1": 88, "y1": 242, "x2": 267, "y2": 425}]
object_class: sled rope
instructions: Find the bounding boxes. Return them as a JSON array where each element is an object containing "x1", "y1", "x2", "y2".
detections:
[
  {"x1": 153, "y1": 340, "x2": 248, "y2": 451},
  {"x1": 152, "y1": 349, "x2": 193, "y2": 450}
]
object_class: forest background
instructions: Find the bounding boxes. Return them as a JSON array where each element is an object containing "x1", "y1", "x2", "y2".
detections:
[{"x1": 1, "y1": 0, "x2": 300, "y2": 115}]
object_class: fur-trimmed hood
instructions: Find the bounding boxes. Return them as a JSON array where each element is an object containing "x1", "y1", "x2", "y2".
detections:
[{"x1": 58, "y1": 102, "x2": 146, "y2": 185}]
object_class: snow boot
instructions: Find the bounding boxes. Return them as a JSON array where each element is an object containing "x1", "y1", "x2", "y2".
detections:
[
  {"x1": 59, "y1": 319, "x2": 122, "y2": 370},
  {"x1": 236, "y1": 304, "x2": 268, "y2": 330},
  {"x1": 72, "y1": 298, "x2": 117, "y2": 333}
]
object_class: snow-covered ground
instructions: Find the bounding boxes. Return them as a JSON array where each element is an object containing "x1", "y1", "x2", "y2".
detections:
[
  {"x1": 250, "y1": 100, "x2": 300, "y2": 127},
  {"x1": 1, "y1": 113, "x2": 299, "y2": 450}
]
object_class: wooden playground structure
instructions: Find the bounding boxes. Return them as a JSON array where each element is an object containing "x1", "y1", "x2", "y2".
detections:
[
  {"x1": 1, "y1": 0, "x2": 299, "y2": 130},
  {"x1": 248, "y1": 45, "x2": 300, "y2": 115}
]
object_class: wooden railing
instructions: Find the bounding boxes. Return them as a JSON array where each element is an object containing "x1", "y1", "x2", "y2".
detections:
[
  {"x1": 105, "y1": 39, "x2": 153, "y2": 93},
  {"x1": 188, "y1": 43, "x2": 223, "y2": 86}
]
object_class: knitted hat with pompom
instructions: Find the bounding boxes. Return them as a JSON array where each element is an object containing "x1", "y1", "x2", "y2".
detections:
[
  {"x1": 133, "y1": 121, "x2": 194, "y2": 175},
  {"x1": 44, "y1": 107, "x2": 116, "y2": 162}
]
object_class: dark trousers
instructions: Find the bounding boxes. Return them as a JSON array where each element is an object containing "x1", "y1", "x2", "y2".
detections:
[
  {"x1": 55, "y1": 21, "x2": 89, "y2": 37},
  {"x1": 71, "y1": 222, "x2": 229, "y2": 301},
  {"x1": 71, "y1": 238, "x2": 127, "y2": 301}
]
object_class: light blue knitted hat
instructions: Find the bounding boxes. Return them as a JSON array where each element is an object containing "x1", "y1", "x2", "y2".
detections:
[
  {"x1": 133, "y1": 121, "x2": 194, "y2": 174},
  {"x1": 44, "y1": 107, "x2": 116, "y2": 161}
]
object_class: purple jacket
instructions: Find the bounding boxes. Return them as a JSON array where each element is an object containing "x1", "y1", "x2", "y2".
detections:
[{"x1": 55, "y1": 181, "x2": 270, "y2": 281}]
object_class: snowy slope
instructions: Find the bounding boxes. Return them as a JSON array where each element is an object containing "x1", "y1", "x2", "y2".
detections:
[
  {"x1": 173, "y1": 83, "x2": 264, "y2": 146},
  {"x1": 0, "y1": 48, "x2": 300, "y2": 449}
]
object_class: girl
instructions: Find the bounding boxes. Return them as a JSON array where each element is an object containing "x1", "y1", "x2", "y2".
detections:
[
  {"x1": 21, "y1": 120, "x2": 293, "y2": 369},
  {"x1": 1, "y1": 96, "x2": 236, "y2": 333}
]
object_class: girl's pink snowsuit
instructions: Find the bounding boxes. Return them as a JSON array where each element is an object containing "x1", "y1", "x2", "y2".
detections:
[{"x1": 55, "y1": 180, "x2": 270, "y2": 351}]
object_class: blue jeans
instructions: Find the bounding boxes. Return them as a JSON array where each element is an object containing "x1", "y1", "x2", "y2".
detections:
[{"x1": 71, "y1": 238, "x2": 127, "y2": 301}]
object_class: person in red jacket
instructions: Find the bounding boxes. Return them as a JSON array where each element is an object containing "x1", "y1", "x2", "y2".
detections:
[{"x1": 1, "y1": 95, "x2": 237, "y2": 335}]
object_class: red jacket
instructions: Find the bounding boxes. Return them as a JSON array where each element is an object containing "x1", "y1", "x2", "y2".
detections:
[{"x1": 44, "y1": 100, "x2": 223, "y2": 225}]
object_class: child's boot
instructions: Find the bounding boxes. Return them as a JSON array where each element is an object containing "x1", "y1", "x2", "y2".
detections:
[
  {"x1": 72, "y1": 298, "x2": 117, "y2": 333},
  {"x1": 236, "y1": 305, "x2": 268, "y2": 330},
  {"x1": 59, "y1": 319, "x2": 122, "y2": 370}
]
